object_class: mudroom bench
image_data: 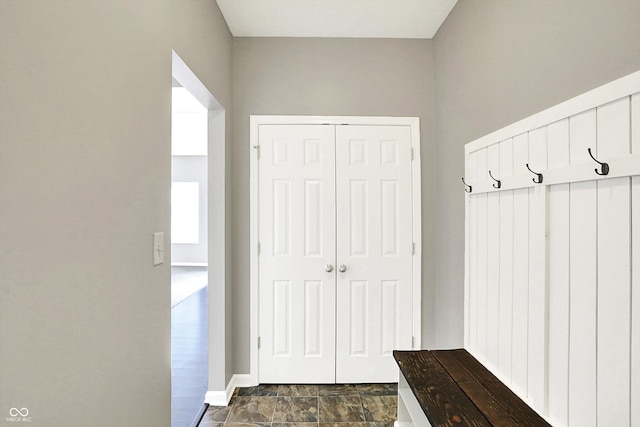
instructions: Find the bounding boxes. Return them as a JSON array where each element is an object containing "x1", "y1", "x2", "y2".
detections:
[{"x1": 393, "y1": 350, "x2": 551, "y2": 427}]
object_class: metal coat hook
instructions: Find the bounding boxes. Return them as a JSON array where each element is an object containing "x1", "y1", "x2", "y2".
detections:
[
  {"x1": 488, "y1": 170, "x2": 501, "y2": 189},
  {"x1": 461, "y1": 177, "x2": 472, "y2": 193},
  {"x1": 526, "y1": 163, "x2": 544, "y2": 184},
  {"x1": 588, "y1": 147, "x2": 609, "y2": 176}
]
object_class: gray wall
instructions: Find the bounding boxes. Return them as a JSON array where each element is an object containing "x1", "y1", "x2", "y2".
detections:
[
  {"x1": 171, "y1": 0, "x2": 234, "y2": 390},
  {"x1": 232, "y1": 38, "x2": 436, "y2": 373},
  {"x1": 0, "y1": 1, "x2": 232, "y2": 426},
  {"x1": 432, "y1": 0, "x2": 640, "y2": 348}
]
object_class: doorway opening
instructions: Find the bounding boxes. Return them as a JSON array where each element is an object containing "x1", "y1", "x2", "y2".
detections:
[
  {"x1": 171, "y1": 50, "x2": 227, "y2": 426},
  {"x1": 170, "y1": 77, "x2": 209, "y2": 427}
]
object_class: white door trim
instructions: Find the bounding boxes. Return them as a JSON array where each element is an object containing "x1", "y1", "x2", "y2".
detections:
[{"x1": 249, "y1": 115, "x2": 422, "y2": 385}]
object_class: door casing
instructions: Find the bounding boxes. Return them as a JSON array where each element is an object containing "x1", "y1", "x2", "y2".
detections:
[{"x1": 249, "y1": 115, "x2": 422, "y2": 385}]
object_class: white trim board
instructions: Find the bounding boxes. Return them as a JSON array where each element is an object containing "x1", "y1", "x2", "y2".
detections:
[
  {"x1": 249, "y1": 115, "x2": 422, "y2": 385},
  {"x1": 205, "y1": 374, "x2": 254, "y2": 406}
]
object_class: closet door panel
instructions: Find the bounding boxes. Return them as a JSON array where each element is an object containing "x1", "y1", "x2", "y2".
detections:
[
  {"x1": 547, "y1": 119, "x2": 570, "y2": 426},
  {"x1": 258, "y1": 124, "x2": 337, "y2": 383},
  {"x1": 335, "y1": 125, "x2": 413, "y2": 383},
  {"x1": 568, "y1": 110, "x2": 597, "y2": 427},
  {"x1": 596, "y1": 98, "x2": 631, "y2": 427}
]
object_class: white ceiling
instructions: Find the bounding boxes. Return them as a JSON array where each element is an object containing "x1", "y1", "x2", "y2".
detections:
[{"x1": 216, "y1": 0, "x2": 458, "y2": 39}]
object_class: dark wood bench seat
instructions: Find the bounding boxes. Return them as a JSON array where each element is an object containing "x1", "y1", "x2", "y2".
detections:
[{"x1": 393, "y1": 349, "x2": 551, "y2": 427}]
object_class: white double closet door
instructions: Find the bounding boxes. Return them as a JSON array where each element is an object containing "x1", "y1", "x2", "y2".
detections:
[{"x1": 258, "y1": 123, "x2": 415, "y2": 384}]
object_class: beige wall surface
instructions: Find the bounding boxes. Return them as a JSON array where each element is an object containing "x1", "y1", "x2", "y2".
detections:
[
  {"x1": 231, "y1": 37, "x2": 436, "y2": 373},
  {"x1": 0, "y1": 1, "x2": 232, "y2": 426},
  {"x1": 433, "y1": 0, "x2": 640, "y2": 348}
]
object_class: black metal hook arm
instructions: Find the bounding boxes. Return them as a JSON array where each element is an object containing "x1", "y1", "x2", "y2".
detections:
[
  {"x1": 461, "y1": 177, "x2": 472, "y2": 193},
  {"x1": 488, "y1": 170, "x2": 501, "y2": 189},
  {"x1": 525, "y1": 163, "x2": 544, "y2": 184},
  {"x1": 588, "y1": 147, "x2": 609, "y2": 176}
]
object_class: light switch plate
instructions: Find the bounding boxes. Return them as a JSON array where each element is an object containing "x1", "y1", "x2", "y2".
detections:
[{"x1": 153, "y1": 232, "x2": 164, "y2": 266}]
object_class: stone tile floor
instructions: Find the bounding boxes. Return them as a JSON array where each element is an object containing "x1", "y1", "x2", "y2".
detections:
[{"x1": 198, "y1": 383, "x2": 397, "y2": 426}]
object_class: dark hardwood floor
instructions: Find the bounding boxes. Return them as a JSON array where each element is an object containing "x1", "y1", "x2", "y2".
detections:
[{"x1": 172, "y1": 279, "x2": 208, "y2": 427}]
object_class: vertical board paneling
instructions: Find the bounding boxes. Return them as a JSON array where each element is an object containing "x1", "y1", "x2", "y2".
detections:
[
  {"x1": 569, "y1": 109, "x2": 597, "y2": 427},
  {"x1": 468, "y1": 149, "x2": 479, "y2": 352},
  {"x1": 631, "y1": 93, "x2": 640, "y2": 427},
  {"x1": 527, "y1": 127, "x2": 547, "y2": 410},
  {"x1": 469, "y1": 193, "x2": 478, "y2": 353},
  {"x1": 568, "y1": 181, "x2": 597, "y2": 427},
  {"x1": 476, "y1": 192, "x2": 488, "y2": 361},
  {"x1": 547, "y1": 119, "x2": 571, "y2": 426},
  {"x1": 596, "y1": 98, "x2": 631, "y2": 427},
  {"x1": 498, "y1": 138, "x2": 514, "y2": 378},
  {"x1": 511, "y1": 133, "x2": 529, "y2": 397},
  {"x1": 464, "y1": 149, "x2": 476, "y2": 348},
  {"x1": 486, "y1": 144, "x2": 501, "y2": 371},
  {"x1": 465, "y1": 83, "x2": 640, "y2": 427},
  {"x1": 476, "y1": 149, "x2": 489, "y2": 360},
  {"x1": 632, "y1": 175, "x2": 640, "y2": 426}
]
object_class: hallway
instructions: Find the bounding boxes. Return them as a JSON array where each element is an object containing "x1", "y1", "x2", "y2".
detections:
[{"x1": 172, "y1": 270, "x2": 208, "y2": 427}]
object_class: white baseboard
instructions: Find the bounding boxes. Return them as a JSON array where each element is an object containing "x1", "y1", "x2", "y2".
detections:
[{"x1": 204, "y1": 374, "x2": 256, "y2": 406}]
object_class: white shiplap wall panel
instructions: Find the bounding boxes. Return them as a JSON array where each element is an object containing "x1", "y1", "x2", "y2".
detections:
[
  {"x1": 475, "y1": 148, "x2": 489, "y2": 360},
  {"x1": 465, "y1": 71, "x2": 640, "y2": 427},
  {"x1": 631, "y1": 93, "x2": 640, "y2": 427},
  {"x1": 568, "y1": 180, "x2": 598, "y2": 427},
  {"x1": 476, "y1": 190, "x2": 488, "y2": 361},
  {"x1": 498, "y1": 138, "x2": 514, "y2": 379},
  {"x1": 468, "y1": 194, "x2": 478, "y2": 352},
  {"x1": 468, "y1": 195, "x2": 478, "y2": 352},
  {"x1": 546, "y1": 118, "x2": 571, "y2": 426},
  {"x1": 632, "y1": 175, "x2": 640, "y2": 427},
  {"x1": 511, "y1": 133, "x2": 530, "y2": 397},
  {"x1": 568, "y1": 109, "x2": 598, "y2": 427},
  {"x1": 527, "y1": 127, "x2": 547, "y2": 411},
  {"x1": 596, "y1": 98, "x2": 632, "y2": 427},
  {"x1": 467, "y1": 151, "x2": 479, "y2": 352},
  {"x1": 486, "y1": 144, "x2": 501, "y2": 371},
  {"x1": 512, "y1": 187, "x2": 529, "y2": 398}
]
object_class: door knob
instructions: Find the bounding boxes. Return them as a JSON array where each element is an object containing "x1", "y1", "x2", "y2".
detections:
[
  {"x1": 338, "y1": 264, "x2": 347, "y2": 273},
  {"x1": 325, "y1": 264, "x2": 334, "y2": 273}
]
